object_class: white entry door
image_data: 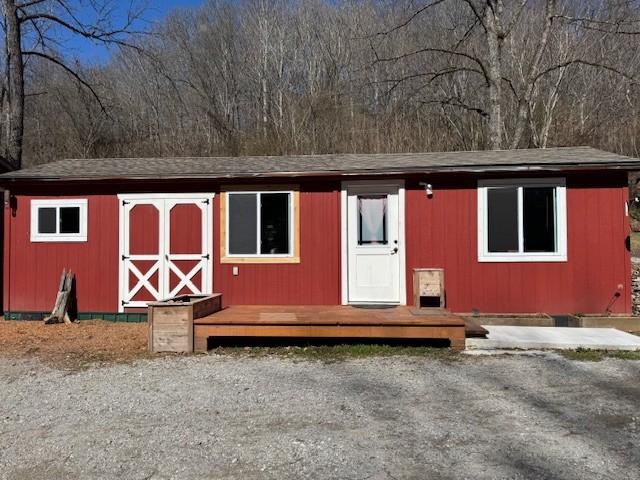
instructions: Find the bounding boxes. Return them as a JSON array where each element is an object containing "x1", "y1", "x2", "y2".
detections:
[
  {"x1": 346, "y1": 183, "x2": 404, "y2": 304},
  {"x1": 119, "y1": 194, "x2": 213, "y2": 310}
]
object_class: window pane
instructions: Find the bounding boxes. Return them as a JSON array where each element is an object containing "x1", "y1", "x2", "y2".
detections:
[
  {"x1": 38, "y1": 208, "x2": 57, "y2": 234},
  {"x1": 228, "y1": 193, "x2": 257, "y2": 254},
  {"x1": 260, "y1": 193, "x2": 290, "y2": 254},
  {"x1": 487, "y1": 187, "x2": 519, "y2": 252},
  {"x1": 59, "y1": 207, "x2": 81, "y2": 234},
  {"x1": 358, "y1": 195, "x2": 387, "y2": 245},
  {"x1": 524, "y1": 187, "x2": 556, "y2": 252}
]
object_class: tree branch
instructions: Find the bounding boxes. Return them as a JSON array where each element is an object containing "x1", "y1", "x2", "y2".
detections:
[
  {"x1": 22, "y1": 50, "x2": 109, "y2": 115},
  {"x1": 461, "y1": 0, "x2": 487, "y2": 32},
  {"x1": 372, "y1": 47, "x2": 489, "y2": 83},
  {"x1": 553, "y1": 15, "x2": 640, "y2": 35},
  {"x1": 534, "y1": 59, "x2": 637, "y2": 85},
  {"x1": 420, "y1": 97, "x2": 489, "y2": 118},
  {"x1": 16, "y1": 0, "x2": 47, "y2": 9},
  {"x1": 18, "y1": 12, "x2": 147, "y2": 52},
  {"x1": 369, "y1": 0, "x2": 450, "y2": 37},
  {"x1": 503, "y1": 0, "x2": 530, "y2": 37}
]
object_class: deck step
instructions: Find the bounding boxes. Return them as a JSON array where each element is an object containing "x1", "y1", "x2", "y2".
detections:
[
  {"x1": 193, "y1": 305, "x2": 467, "y2": 352},
  {"x1": 464, "y1": 318, "x2": 489, "y2": 338}
]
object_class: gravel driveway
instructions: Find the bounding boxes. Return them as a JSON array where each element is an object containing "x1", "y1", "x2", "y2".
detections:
[{"x1": 1, "y1": 353, "x2": 638, "y2": 480}]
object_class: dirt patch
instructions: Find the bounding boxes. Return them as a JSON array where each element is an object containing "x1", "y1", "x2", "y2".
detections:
[{"x1": 0, "y1": 319, "x2": 150, "y2": 369}]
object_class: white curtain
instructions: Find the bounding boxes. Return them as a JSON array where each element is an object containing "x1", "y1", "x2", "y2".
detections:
[{"x1": 358, "y1": 196, "x2": 387, "y2": 244}]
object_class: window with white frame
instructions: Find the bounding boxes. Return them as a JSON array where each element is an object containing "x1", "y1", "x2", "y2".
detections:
[
  {"x1": 225, "y1": 191, "x2": 295, "y2": 258},
  {"x1": 30, "y1": 199, "x2": 88, "y2": 242},
  {"x1": 478, "y1": 179, "x2": 567, "y2": 262}
]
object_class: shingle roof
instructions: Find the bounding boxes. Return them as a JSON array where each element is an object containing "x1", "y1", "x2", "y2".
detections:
[{"x1": 1, "y1": 146, "x2": 638, "y2": 182}]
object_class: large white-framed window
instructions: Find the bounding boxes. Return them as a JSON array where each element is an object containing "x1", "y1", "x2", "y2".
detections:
[
  {"x1": 30, "y1": 199, "x2": 88, "y2": 242},
  {"x1": 220, "y1": 187, "x2": 300, "y2": 263},
  {"x1": 478, "y1": 178, "x2": 567, "y2": 262}
]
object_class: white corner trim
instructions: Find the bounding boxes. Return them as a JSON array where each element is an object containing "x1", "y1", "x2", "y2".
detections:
[
  {"x1": 398, "y1": 183, "x2": 407, "y2": 304},
  {"x1": 30, "y1": 198, "x2": 88, "y2": 242},
  {"x1": 477, "y1": 178, "x2": 568, "y2": 263},
  {"x1": 340, "y1": 187, "x2": 348, "y2": 305}
]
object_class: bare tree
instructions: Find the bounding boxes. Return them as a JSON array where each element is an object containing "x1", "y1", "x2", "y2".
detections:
[
  {"x1": 369, "y1": 0, "x2": 640, "y2": 150},
  {"x1": 0, "y1": 0, "x2": 146, "y2": 170},
  {"x1": 17, "y1": 0, "x2": 640, "y2": 167}
]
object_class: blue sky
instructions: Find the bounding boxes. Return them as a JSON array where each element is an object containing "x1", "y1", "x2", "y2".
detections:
[{"x1": 60, "y1": 0, "x2": 205, "y2": 64}]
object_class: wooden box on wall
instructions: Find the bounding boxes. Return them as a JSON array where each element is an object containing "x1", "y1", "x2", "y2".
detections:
[{"x1": 413, "y1": 268, "x2": 445, "y2": 309}]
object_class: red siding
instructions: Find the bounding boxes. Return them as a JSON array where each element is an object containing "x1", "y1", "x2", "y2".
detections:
[
  {"x1": 404, "y1": 172, "x2": 631, "y2": 314},
  {"x1": 5, "y1": 194, "x2": 119, "y2": 312},
  {"x1": 2, "y1": 172, "x2": 631, "y2": 315},
  {"x1": 213, "y1": 182, "x2": 342, "y2": 305}
]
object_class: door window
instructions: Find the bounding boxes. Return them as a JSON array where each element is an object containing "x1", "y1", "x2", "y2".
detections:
[{"x1": 357, "y1": 195, "x2": 388, "y2": 245}]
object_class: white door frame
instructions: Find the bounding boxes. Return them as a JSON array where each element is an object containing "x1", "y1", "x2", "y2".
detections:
[
  {"x1": 118, "y1": 193, "x2": 215, "y2": 311},
  {"x1": 340, "y1": 180, "x2": 406, "y2": 305}
]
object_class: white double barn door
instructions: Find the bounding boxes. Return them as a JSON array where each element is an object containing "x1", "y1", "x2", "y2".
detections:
[{"x1": 119, "y1": 194, "x2": 213, "y2": 310}]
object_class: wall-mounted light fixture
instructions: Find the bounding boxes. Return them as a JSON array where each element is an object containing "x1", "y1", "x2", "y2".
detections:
[{"x1": 419, "y1": 182, "x2": 433, "y2": 198}]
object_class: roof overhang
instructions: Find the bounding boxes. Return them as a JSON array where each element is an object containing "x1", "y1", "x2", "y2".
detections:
[{"x1": 0, "y1": 161, "x2": 637, "y2": 185}]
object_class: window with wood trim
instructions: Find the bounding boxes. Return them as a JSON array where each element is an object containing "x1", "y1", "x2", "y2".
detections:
[
  {"x1": 477, "y1": 178, "x2": 567, "y2": 262},
  {"x1": 221, "y1": 187, "x2": 300, "y2": 263},
  {"x1": 30, "y1": 199, "x2": 88, "y2": 242}
]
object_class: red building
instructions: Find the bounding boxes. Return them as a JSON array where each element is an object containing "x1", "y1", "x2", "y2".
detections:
[{"x1": 0, "y1": 147, "x2": 636, "y2": 320}]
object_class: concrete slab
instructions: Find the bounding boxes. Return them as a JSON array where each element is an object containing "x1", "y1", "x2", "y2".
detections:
[{"x1": 466, "y1": 326, "x2": 640, "y2": 351}]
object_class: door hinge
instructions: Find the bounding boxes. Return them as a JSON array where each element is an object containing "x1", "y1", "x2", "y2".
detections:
[
  {"x1": 202, "y1": 199, "x2": 210, "y2": 205},
  {"x1": 122, "y1": 255, "x2": 129, "y2": 260},
  {"x1": 202, "y1": 254, "x2": 210, "y2": 260},
  {"x1": 122, "y1": 200, "x2": 130, "y2": 206}
]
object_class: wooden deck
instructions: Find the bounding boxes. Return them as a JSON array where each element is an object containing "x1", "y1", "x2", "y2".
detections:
[{"x1": 193, "y1": 305, "x2": 466, "y2": 352}]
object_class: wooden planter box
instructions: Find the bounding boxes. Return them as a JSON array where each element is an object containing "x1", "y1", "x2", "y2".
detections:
[
  {"x1": 462, "y1": 313, "x2": 555, "y2": 327},
  {"x1": 148, "y1": 294, "x2": 222, "y2": 353},
  {"x1": 568, "y1": 314, "x2": 640, "y2": 333}
]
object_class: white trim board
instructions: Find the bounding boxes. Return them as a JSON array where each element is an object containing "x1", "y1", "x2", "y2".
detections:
[
  {"x1": 30, "y1": 198, "x2": 88, "y2": 242},
  {"x1": 117, "y1": 193, "x2": 215, "y2": 311},
  {"x1": 224, "y1": 190, "x2": 295, "y2": 259},
  {"x1": 477, "y1": 178, "x2": 567, "y2": 262},
  {"x1": 340, "y1": 180, "x2": 406, "y2": 305}
]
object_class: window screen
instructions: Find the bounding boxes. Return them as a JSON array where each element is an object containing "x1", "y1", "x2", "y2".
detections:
[
  {"x1": 59, "y1": 207, "x2": 81, "y2": 234},
  {"x1": 228, "y1": 193, "x2": 258, "y2": 254},
  {"x1": 358, "y1": 195, "x2": 388, "y2": 245},
  {"x1": 487, "y1": 187, "x2": 518, "y2": 253},
  {"x1": 37, "y1": 208, "x2": 57, "y2": 234},
  {"x1": 523, "y1": 187, "x2": 556, "y2": 252},
  {"x1": 260, "y1": 193, "x2": 290, "y2": 254}
]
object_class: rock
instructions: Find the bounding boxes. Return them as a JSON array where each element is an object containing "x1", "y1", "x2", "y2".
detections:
[{"x1": 632, "y1": 264, "x2": 640, "y2": 316}]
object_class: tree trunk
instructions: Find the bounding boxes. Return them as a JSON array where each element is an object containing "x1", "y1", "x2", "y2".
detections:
[
  {"x1": 3, "y1": 0, "x2": 23, "y2": 170},
  {"x1": 484, "y1": 1, "x2": 504, "y2": 150},
  {"x1": 510, "y1": 0, "x2": 556, "y2": 149}
]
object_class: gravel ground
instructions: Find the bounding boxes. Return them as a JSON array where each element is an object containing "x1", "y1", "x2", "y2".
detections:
[{"x1": 1, "y1": 353, "x2": 639, "y2": 480}]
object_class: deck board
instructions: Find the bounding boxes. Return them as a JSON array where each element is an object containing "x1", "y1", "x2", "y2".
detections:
[
  {"x1": 194, "y1": 305, "x2": 465, "y2": 326},
  {"x1": 193, "y1": 305, "x2": 466, "y2": 352}
]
